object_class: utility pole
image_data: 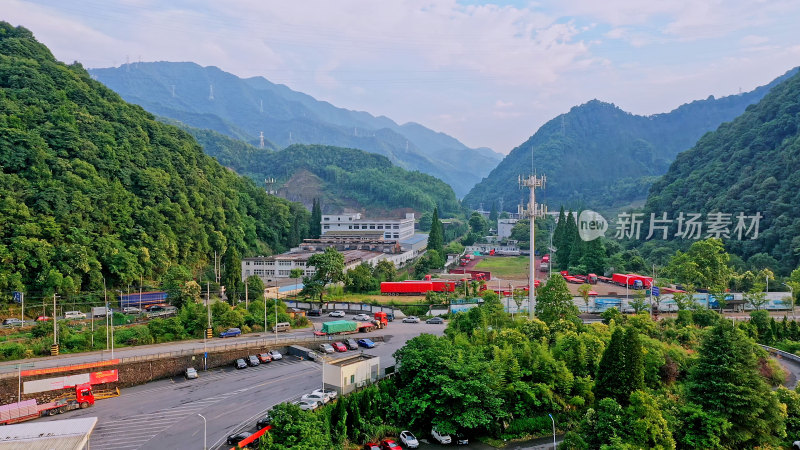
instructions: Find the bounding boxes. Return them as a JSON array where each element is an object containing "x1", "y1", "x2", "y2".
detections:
[
  {"x1": 275, "y1": 280, "x2": 279, "y2": 344},
  {"x1": 519, "y1": 174, "x2": 546, "y2": 319},
  {"x1": 52, "y1": 293, "x2": 57, "y2": 344},
  {"x1": 263, "y1": 288, "x2": 268, "y2": 334}
]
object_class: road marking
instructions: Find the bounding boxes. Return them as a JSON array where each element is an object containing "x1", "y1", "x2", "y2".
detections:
[{"x1": 89, "y1": 365, "x2": 317, "y2": 450}]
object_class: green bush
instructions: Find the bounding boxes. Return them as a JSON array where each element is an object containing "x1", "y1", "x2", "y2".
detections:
[{"x1": 504, "y1": 415, "x2": 554, "y2": 437}]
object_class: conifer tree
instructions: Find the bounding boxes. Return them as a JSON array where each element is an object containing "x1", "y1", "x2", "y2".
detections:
[
  {"x1": 687, "y1": 320, "x2": 786, "y2": 447},
  {"x1": 427, "y1": 207, "x2": 444, "y2": 258},
  {"x1": 309, "y1": 198, "x2": 322, "y2": 239},
  {"x1": 595, "y1": 327, "x2": 627, "y2": 403},
  {"x1": 623, "y1": 328, "x2": 644, "y2": 393}
]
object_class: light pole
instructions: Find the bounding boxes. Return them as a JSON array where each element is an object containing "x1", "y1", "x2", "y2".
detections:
[
  {"x1": 787, "y1": 283, "x2": 795, "y2": 321},
  {"x1": 263, "y1": 288, "x2": 268, "y2": 334},
  {"x1": 197, "y1": 414, "x2": 207, "y2": 450},
  {"x1": 548, "y1": 413, "x2": 556, "y2": 449},
  {"x1": 275, "y1": 279, "x2": 279, "y2": 344}
]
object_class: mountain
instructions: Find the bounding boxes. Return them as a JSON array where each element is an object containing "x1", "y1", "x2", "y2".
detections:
[
  {"x1": 0, "y1": 23, "x2": 309, "y2": 293},
  {"x1": 180, "y1": 124, "x2": 462, "y2": 216},
  {"x1": 463, "y1": 68, "x2": 798, "y2": 213},
  {"x1": 88, "y1": 62, "x2": 503, "y2": 197},
  {"x1": 643, "y1": 70, "x2": 800, "y2": 274}
]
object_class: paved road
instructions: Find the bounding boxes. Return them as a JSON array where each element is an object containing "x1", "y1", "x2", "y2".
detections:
[{"x1": 36, "y1": 320, "x2": 446, "y2": 449}]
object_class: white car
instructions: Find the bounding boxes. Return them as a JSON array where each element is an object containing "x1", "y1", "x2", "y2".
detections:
[
  {"x1": 328, "y1": 311, "x2": 345, "y2": 317},
  {"x1": 319, "y1": 343, "x2": 335, "y2": 354},
  {"x1": 432, "y1": 428, "x2": 452, "y2": 445},
  {"x1": 300, "y1": 392, "x2": 329, "y2": 404},
  {"x1": 268, "y1": 350, "x2": 283, "y2": 360},
  {"x1": 402, "y1": 316, "x2": 420, "y2": 323},
  {"x1": 185, "y1": 367, "x2": 198, "y2": 379},
  {"x1": 292, "y1": 400, "x2": 319, "y2": 411},
  {"x1": 312, "y1": 388, "x2": 338, "y2": 401},
  {"x1": 353, "y1": 313, "x2": 371, "y2": 321},
  {"x1": 122, "y1": 306, "x2": 141, "y2": 314},
  {"x1": 64, "y1": 311, "x2": 87, "y2": 319},
  {"x1": 400, "y1": 430, "x2": 419, "y2": 449}
]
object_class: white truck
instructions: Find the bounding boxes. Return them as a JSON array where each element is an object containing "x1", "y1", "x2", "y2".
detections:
[{"x1": 91, "y1": 306, "x2": 111, "y2": 318}]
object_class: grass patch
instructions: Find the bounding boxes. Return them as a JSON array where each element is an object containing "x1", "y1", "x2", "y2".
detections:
[{"x1": 474, "y1": 256, "x2": 530, "y2": 278}]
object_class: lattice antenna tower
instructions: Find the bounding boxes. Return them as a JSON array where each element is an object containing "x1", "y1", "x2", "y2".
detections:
[
  {"x1": 260, "y1": 99, "x2": 264, "y2": 113},
  {"x1": 169, "y1": 85, "x2": 176, "y2": 97},
  {"x1": 519, "y1": 173, "x2": 547, "y2": 319},
  {"x1": 259, "y1": 132, "x2": 265, "y2": 148},
  {"x1": 208, "y1": 84, "x2": 214, "y2": 101}
]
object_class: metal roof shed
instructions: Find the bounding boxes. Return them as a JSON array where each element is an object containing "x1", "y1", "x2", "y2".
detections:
[{"x1": 0, "y1": 416, "x2": 97, "y2": 450}]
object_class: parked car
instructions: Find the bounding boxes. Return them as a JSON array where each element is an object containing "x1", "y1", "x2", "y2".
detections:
[
  {"x1": 307, "y1": 309, "x2": 322, "y2": 317},
  {"x1": 226, "y1": 431, "x2": 252, "y2": 446},
  {"x1": 353, "y1": 313, "x2": 371, "y2": 321},
  {"x1": 146, "y1": 304, "x2": 165, "y2": 312},
  {"x1": 268, "y1": 350, "x2": 283, "y2": 360},
  {"x1": 122, "y1": 306, "x2": 141, "y2": 314},
  {"x1": 185, "y1": 367, "x2": 198, "y2": 379},
  {"x1": 64, "y1": 311, "x2": 86, "y2": 319},
  {"x1": 380, "y1": 439, "x2": 402, "y2": 450},
  {"x1": 402, "y1": 316, "x2": 420, "y2": 323},
  {"x1": 257, "y1": 413, "x2": 272, "y2": 429},
  {"x1": 300, "y1": 392, "x2": 329, "y2": 404},
  {"x1": 363, "y1": 443, "x2": 381, "y2": 450},
  {"x1": 306, "y1": 351, "x2": 319, "y2": 361},
  {"x1": 328, "y1": 310, "x2": 345, "y2": 317},
  {"x1": 426, "y1": 317, "x2": 444, "y2": 324},
  {"x1": 332, "y1": 341, "x2": 347, "y2": 352},
  {"x1": 454, "y1": 432, "x2": 469, "y2": 445},
  {"x1": 247, "y1": 355, "x2": 260, "y2": 367},
  {"x1": 431, "y1": 428, "x2": 452, "y2": 444},
  {"x1": 292, "y1": 399, "x2": 319, "y2": 411},
  {"x1": 312, "y1": 388, "x2": 338, "y2": 401},
  {"x1": 36, "y1": 316, "x2": 51, "y2": 322},
  {"x1": 346, "y1": 338, "x2": 359, "y2": 350},
  {"x1": 399, "y1": 430, "x2": 419, "y2": 449},
  {"x1": 357, "y1": 338, "x2": 375, "y2": 348},
  {"x1": 386, "y1": 313, "x2": 394, "y2": 322},
  {"x1": 220, "y1": 327, "x2": 242, "y2": 338},
  {"x1": 234, "y1": 358, "x2": 247, "y2": 369},
  {"x1": 3, "y1": 318, "x2": 23, "y2": 326},
  {"x1": 319, "y1": 343, "x2": 335, "y2": 353},
  {"x1": 257, "y1": 353, "x2": 272, "y2": 363}
]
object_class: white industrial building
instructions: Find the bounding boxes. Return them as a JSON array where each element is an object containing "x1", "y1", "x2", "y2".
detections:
[
  {"x1": 497, "y1": 218, "x2": 518, "y2": 239},
  {"x1": 241, "y1": 249, "x2": 384, "y2": 283},
  {"x1": 322, "y1": 213, "x2": 415, "y2": 241}
]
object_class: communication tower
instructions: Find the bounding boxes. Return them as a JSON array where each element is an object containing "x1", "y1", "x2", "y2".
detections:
[{"x1": 519, "y1": 173, "x2": 547, "y2": 318}]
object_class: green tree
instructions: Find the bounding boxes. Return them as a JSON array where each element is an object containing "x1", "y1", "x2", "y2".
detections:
[
  {"x1": 489, "y1": 202, "x2": 498, "y2": 223},
  {"x1": 344, "y1": 262, "x2": 377, "y2": 293},
  {"x1": 594, "y1": 328, "x2": 627, "y2": 403},
  {"x1": 686, "y1": 320, "x2": 786, "y2": 447},
  {"x1": 468, "y1": 212, "x2": 488, "y2": 235},
  {"x1": 534, "y1": 274, "x2": 579, "y2": 326},
  {"x1": 372, "y1": 259, "x2": 396, "y2": 282},
  {"x1": 625, "y1": 390, "x2": 676, "y2": 449},
  {"x1": 302, "y1": 247, "x2": 344, "y2": 302},
  {"x1": 259, "y1": 402, "x2": 330, "y2": 449},
  {"x1": 578, "y1": 283, "x2": 592, "y2": 313},
  {"x1": 630, "y1": 291, "x2": 649, "y2": 314},
  {"x1": 665, "y1": 238, "x2": 733, "y2": 292},
  {"x1": 581, "y1": 238, "x2": 606, "y2": 275},
  {"x1": 161, "y1": 265, "x2": 192, "y2": 309},
  {"x1": 309, "y1": 198, "x2": 322, "y2": 239},
  {"x1": 427, "y1": 207, "x2": 444, "y2": 257}
]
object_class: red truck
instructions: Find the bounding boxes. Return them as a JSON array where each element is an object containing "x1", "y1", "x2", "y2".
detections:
[
  {"x1": 448, "y1": 269, "x2": 491, "y2": 281},
  {"x1": 611, "y1": 273, "x2": 652, "y2": 289},
  {"x1": 0, "y1": 384, "x2": 95, "y2": 425}
]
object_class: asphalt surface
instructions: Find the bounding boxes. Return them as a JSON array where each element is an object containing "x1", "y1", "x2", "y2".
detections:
[{"x1": 37, "y1": 319, "x2": 447, "y2": 449}]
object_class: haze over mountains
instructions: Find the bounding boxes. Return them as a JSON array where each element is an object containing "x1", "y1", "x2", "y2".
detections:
[
  {"x1": 89, "y1": 62, "x2": 502, "y2": 197},
  {"x1": 464, "y1": 68, "x2": 799, "y2": 213}
]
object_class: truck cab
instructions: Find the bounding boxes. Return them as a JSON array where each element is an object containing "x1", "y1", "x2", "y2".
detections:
[{"x1": 373, "y1": 312, "x2": 388, "y2": 328}]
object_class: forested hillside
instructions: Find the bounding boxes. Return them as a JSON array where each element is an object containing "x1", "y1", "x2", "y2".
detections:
[
  {"x1": 644, "y1": 69, "x2": 800, "y2": 274},
  {"x1": 89, "y1": 62, "x2": 502, "y2": 197},
  {"x1": 0, "y1": 23, "x2": 309, "y2": 294},
  {"x1": 464, "y1": 68, "x2": 797, "y2": 212},
  {"x1": 181, "y1": 125, "x2": 462, "y2": 216}
]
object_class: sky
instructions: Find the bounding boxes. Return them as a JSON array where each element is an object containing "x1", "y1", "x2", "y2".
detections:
[{"x1": 6, "y1": 0, "x2": 800, "y2": 154}]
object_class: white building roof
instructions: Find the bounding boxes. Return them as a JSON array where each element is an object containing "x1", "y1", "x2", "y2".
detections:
[{"x1": 0, "y1": 416, "x2": 97, "y2": 450}]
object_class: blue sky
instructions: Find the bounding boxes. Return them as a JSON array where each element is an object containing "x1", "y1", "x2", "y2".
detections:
[{"x1": 7, "y1": 0, "x2": 800, "y2": 153}]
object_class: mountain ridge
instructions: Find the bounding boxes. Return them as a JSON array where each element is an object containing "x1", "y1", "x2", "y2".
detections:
[{"x1": 88, "y1": 61, "x2": 502, "y2": 196}]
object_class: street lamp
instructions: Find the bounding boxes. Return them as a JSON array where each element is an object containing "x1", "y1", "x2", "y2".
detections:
[
  {"x1": 787, "y1": 283, "x2": 795, "y2": 322},
  {"x1": 275, "y1": 280, "x2": 279, "y2": 344},
  {"x1": 263, "y1": 288, "x2": 268, "y2": 335},
  {"x1": 548, "y1": 413, "x2": 556, "y2": 449},
  {"x1": 197, "y1": 414, "x2": 207, "y2": 450}
]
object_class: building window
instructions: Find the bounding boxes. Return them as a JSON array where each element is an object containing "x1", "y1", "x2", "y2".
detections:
[
  {"x1": 361, "y1": 225, "x2": 368, "y2": 229},
  {"x1": 324, "y1": 217, "x2": 330, "y2": 221},
  {"x1": 323, "y1": 225, "x2": 329, "y2": 229},
  {"x1": 369, "y1": 225, "x2": 375, "y2": 229},
  {"x1": 393, "y1": 225, "x2": 399, "y2": 229},
  {"x1": 350, "y1": 374, "x2": 355, "y2": 384},
  {"x1": 348, "y1": 225, "x2": 352, "y2": 229}
]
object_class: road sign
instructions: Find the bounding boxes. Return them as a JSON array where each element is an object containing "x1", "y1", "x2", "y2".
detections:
[
  {"x1": 12, "y1": 291, "x2": 21, "y2": 303},
  {"x1": 652, "y1": 286, "x2": 660, "y2": 297}
]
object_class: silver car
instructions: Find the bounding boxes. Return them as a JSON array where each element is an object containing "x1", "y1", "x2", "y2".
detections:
[
  {"x1": 328, "y1": 310, "x2": 345, "y2": 317},
  {"x1": 400, "y1": 430, "x2": 419, "y2": 449},
  {"x1": 319, "y1": 343, "x2": 335, "y2": 353},
  {"x1": 402, "y1": 316, "x2": 420, "y2": 323},
  {"x1": 292, "y1": 400, "x2": 319, "y2": 411}
]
